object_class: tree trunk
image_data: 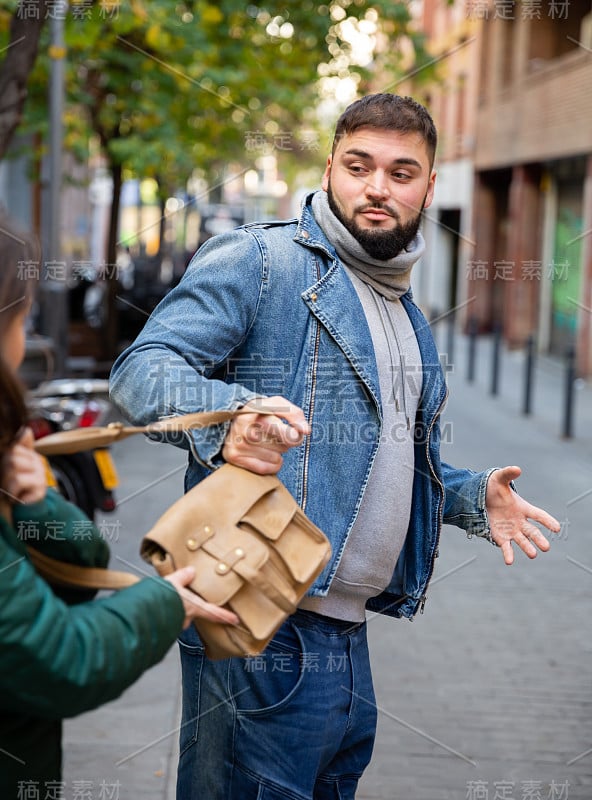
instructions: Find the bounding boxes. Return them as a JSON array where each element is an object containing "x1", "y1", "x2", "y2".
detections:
[
  {"x1": 0, "y1": 1, "x2": 49, "y2": 160},
  {"x1": 157, "y1": 194, "x2": 166, "y2": 265},
  {"x1": 104, "y1": 159, "x2": 122, "y2": 360}
]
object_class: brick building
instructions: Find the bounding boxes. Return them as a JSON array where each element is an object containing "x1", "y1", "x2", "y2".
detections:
[
  {"x1": 407, "y1": 2, "x2": 481, "y2": 337},
  {"x1": 469, "y1": 1, "x2": 592, "y2": 376},
  {"x1": 411, "y1": 1, "x2": 592, "y2": 377}
]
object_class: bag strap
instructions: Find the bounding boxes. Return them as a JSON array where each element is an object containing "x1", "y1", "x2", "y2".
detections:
[
  {"x1": 29, "y1": 406, "x2": 278, "y2": 589},
  {"x1": 27, "y1": 546, "x2": 140, "y2": 590},
  {"x1": 33, "y1": 407, "x2": 273, "y2": 456}
]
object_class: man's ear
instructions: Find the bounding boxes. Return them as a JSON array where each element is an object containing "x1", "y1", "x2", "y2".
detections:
[
  {"x1": 423, "y1": 169, "x2": 437, "y2": 211},
  {"x1": 321, "y1": 155, "x2": 332, "y2": 192}
]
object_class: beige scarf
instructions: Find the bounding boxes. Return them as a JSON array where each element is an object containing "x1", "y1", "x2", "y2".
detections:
[{"x1": 311, "y1": 190, "x2": 425, "y2": 301}]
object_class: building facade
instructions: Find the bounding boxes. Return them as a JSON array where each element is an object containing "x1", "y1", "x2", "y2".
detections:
[
  {"x1": 411, "y1": 0, "x2": 592, "y2": 377},
  {"x1": 410, "y1": 2, "x2": 482, "y2": 338},
  {"x1": 470, "y1": 1, "x2": 592, "y2": 376}
]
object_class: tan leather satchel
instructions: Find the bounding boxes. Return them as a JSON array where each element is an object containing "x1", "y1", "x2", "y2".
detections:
[
  {"x1": 140, "y1": 463, "x2": 331, "y2": 659},
  {"x1": 32, "y1": 411, "x2": 331, "y2": 660}
]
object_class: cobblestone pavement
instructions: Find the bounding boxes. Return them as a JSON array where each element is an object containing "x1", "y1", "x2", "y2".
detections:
[{"x1": 63, "y1": 338, "x2": 592, "y2": 800}]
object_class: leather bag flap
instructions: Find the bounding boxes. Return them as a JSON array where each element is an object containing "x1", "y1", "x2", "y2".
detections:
[
  {"x1": 140, "y1": 507, "x2": 216, "y2": 572},
  {"x1": 272, "y1": 512, "x2": 331, "y2": 583},
  {"x1": 199, "y1": 464, "x2": 283, "y2": 527},
  {"x1": 228, "y1": 585, "x2": 286, "y2": 640},
  {"x1": 240, "y1": 484, "x2": 297, "y2": 541},
  {"x1": 193, "y1": 525, "x2": 269, "y2": 605},
  {"x1": 141, "y1": 464, "x2": 273, "y2": 555}
]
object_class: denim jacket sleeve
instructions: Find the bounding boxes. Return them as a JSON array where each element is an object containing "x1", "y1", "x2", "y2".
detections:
[
  {"x1": 110, "y1": 230, "x2": 265, "y2": 468},
  {"x1": 441, "y1": 462, "x2": 500, "y2": 541}
]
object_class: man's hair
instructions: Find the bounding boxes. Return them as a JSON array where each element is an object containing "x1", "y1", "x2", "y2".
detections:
[{"x1": 332, "y1": 94, "x2": 437, "y2": 168}]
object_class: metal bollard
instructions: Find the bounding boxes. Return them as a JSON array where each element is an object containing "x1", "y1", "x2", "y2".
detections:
[
  {"x1": 562, "y1": 346, "x2": 576, "y2": 439},
  {"x1": 522, "y1": 334, "x2": 536, "y2": 415},
  {"x1": 467, "y1": 316, "x2": 478, "y2": 383},
  {"x1": 446, "y1": 311, "x2": 456, "y2": 368},
  {"x1": 429, "y1": 308, "x2": 440, "y2": 352},
  {"x1": 490, "y1": 323, "x2": 502, "y2": 396}
]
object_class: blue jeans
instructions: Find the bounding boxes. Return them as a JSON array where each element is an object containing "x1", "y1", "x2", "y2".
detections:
[{"x1": 176, "y1": 610, "x2": 378, "y2": 799}]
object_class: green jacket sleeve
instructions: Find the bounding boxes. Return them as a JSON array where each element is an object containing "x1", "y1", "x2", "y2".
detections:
[
  {"x1": 0, "y1": 498, "x2": 185, "y2": 719},
  {"x1": 12, "y1": 489, "x2": 110, "y2": 604}
]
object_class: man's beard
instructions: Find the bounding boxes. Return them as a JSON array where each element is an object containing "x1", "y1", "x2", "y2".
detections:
[{"x1": 327, "y1": 182, "x2": 424, "y2": 261}]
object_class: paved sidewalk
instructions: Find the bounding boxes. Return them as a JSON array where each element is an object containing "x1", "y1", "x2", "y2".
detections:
[
  {"x1": 62, "y1": 337, "x2": 592, "y2": 800},
  {"x1": 62, "y1": 436, "x2": 188, "y2": 800},
  {"x1": 357, "y1": 347, "x2": 592, "y2": 800},
  {"x1": 431, "y1": 328, "x2": 592, "y2": 448}
]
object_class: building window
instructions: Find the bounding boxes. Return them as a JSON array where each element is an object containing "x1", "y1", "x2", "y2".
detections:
[
  {"x1": 478, "y1": 17, "x2": 491, "y2": 106},
  {"x1": 527, "y1": 1, "x2": 592, "y2": 69},
  {"x1": 499, "y1": 18, "x2": 515, "y2": 88}
]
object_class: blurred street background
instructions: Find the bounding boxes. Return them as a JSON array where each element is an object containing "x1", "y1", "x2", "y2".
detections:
[
  {"x1": 1, "y1": 1, "x2": 591, "y2": 798},
  {"x1": 1, "y1": 0, "x2": 591, "y2": 392},
  {"x1": 61, "y1": 343, "x2": 592, "y2": 800}
]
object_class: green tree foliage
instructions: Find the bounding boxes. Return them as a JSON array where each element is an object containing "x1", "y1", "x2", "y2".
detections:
[
  {"x1": 5, "y1": 1, "x2": 431, "y2": 201},
  {"x1": 1, "y1": 0, "x2": 432, "y2": 353}
]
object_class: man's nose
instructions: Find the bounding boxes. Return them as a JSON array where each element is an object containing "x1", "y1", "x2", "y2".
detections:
[{"x1": 365, "y1": 172, "x2": 389, "y2": 200}]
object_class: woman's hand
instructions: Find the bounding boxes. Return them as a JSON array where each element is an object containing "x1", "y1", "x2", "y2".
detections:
[
  {"x1": 165, "y1": 566, "x2": 240, "y2": 629},
  {"x1": 3, "y1": 427, "x2": 47, "y2": 505}
]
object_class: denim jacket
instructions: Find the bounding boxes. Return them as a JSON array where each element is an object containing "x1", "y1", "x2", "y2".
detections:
[{"x1": 110, "y1": 195, "x2": 495, "y2": 620}]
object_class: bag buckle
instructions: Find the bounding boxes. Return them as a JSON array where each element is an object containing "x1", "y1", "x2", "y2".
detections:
[{"x1": 216, "y1": 547, "x2": 246, "y2": 576}]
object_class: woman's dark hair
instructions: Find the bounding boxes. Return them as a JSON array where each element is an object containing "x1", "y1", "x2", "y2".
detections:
[
  {"x1": 332, "y1": 94, "x2": 438, "y2": 168},
  {"x1": 0, "y1": 209, "x2": 39, "y2": 465}
]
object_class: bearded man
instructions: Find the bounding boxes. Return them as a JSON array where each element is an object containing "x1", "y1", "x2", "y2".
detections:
[{"x1": 110, "y1": 94, "x2": 559, "y2": 800}]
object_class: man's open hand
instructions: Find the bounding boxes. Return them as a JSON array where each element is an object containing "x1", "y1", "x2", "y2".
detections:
[{"x1": 486, "y1": 466, "x2": 561, "y2": 565}]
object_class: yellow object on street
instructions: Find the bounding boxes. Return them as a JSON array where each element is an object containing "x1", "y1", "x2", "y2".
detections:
[
  {"x1": 42, "y1": 456, "x2": 58, "y2": 489},
  {"x1": 93, "y1": 449, "x2": 119, "y2": 491}
]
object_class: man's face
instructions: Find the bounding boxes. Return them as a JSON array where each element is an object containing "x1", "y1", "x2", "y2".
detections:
[{"x1": 321, "y1": 126, "x2": 436, "y2": 260}]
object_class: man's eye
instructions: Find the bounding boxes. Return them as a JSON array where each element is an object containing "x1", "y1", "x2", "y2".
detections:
[
  {"x1": 393, "y1": 172, "x2": 411, "y2": 180},
  {"x1": 348, "y1": 165, "x2": 367, "y2": 174}
]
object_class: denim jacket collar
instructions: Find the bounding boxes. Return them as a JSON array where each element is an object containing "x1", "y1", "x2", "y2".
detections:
[{"x1": 296, "y1": 194, "x2": 382, "y2": 410}]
